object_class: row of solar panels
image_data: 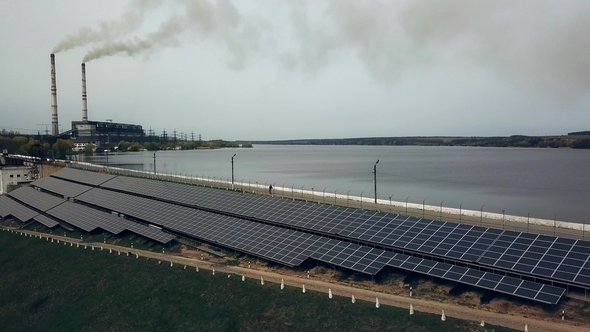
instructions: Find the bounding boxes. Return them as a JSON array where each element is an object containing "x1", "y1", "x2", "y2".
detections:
[
  {"x1": 4, "y1": 186, "x2": 175, "y2": 244},
  {"x1": 57, "y1": 168, "x2": 590, "y2": 290},
  {"x1": 0, "y1": 196, "x2": 58, "y2": 228},
  {"x1": 39, "y1": 172, "x2": 565, "y2": 304}
]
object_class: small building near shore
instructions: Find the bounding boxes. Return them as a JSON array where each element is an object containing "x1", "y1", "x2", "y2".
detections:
[{"x1": 0, "y1": 166, "x2": 33, "y2": 195}]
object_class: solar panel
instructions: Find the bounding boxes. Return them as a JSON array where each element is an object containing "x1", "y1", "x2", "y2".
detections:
[
  {"x1": 33, "y1": 214, "x2": 59, "y2": 228},
  {"x1": 382, "y1": 252, "x2": 564, "y2": 305},
  {"x1": 47, "y1": 201, "x2": 122, "y2": 233},
  {"x1": 45, "y1": 200, "x2": 175, "y2": 243},
  {"x1": 0, "y1": 196, "x2": 39, "y2": 222},
  {"x1": 58, "y1": 168, "x2": 581, "y2": 299},
  {"x1": 0, "y1": 196, "x2": 11, "y2": 218},
  {"x1": 51, "y1": 167, "x2": 115, "y2": 186},
  {"x1": 8, "y1": 186, "x2": 65, "y2": 212},
  {"x1": 32, "y1": 176, "x2": 93, "y2": 198}
]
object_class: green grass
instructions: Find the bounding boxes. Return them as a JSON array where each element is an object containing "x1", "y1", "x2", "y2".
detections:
[{"x1": 0, "y1": 231, "x2": 516, "y2": 332}]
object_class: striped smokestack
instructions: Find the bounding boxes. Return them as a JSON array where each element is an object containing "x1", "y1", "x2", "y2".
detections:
[
  {"x1": 81, "y1": 63, "x2": 88, "y2": 122},
  {"x1": 50, "y1": 54, "x2": 59, "y2": 136}
]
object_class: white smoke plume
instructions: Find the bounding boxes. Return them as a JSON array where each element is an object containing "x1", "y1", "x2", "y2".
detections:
[
  {"x1": 52, "y1": 0, "x2": 162, "y2": 54},
  {"x1": 60, "y1": 0, "x2": 590, "y2": 97}
]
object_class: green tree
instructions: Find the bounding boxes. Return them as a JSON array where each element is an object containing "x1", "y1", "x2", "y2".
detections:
[
  {"x1": 52, "y1": 139, "x2": 74, "y2": 159},
  {"x1": 128, "y1": 142, "x2": 143, "y2": 152},
  {"x1": 83, "y1": 144, "x2": 95, "y2": 156},
  {"x1": 118, "y1": 140, "x2": 132, "y2": 152}
]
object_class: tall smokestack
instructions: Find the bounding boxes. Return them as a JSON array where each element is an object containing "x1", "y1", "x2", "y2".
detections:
[
  {"x1": 50, "y1": 54, "x2": 59, "y2": 136},
  {"x1": 81, "y1": 63, "x2": 88, "y2": 122}
]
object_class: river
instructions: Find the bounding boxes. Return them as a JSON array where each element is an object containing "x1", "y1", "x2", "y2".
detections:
[{"x1": 80, "y1": 145, "x2": 590, "y2": 223}]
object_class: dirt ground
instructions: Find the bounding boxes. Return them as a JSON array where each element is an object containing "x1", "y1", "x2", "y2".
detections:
[
  {"x1": 177, "y1": 245, "x2": 590, "y2": 332},
  {"x1": 7, "y1": 228, "x2": 589, "y2": 332}
]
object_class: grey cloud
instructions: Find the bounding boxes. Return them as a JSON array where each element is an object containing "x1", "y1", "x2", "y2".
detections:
[{"x1": 58, "y1": 0, "x2": 590, "y2": 98}]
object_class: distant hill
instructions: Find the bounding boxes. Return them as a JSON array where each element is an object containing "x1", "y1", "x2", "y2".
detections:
[
  {"x1": 568, "y1": 130, "x2": 590, "y2": 136},
  {"x1": 252, "y1": 135, "x2": 590, "y2": 149}
]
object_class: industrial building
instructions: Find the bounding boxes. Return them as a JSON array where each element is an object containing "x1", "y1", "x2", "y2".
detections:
[{"x1": 50, "y1": 55, "x2": 144, "y2": 148}]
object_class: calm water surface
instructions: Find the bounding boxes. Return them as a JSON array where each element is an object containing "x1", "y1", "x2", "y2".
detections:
[{"x1": 82, "y1": 145, "x2": 590, "y2": 222}]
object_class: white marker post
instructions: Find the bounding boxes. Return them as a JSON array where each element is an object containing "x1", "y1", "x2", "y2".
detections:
[
  {"x1": 302, "y1": 284, "x2": 306, "y2": 293},
  {"x1": 375, "y1": 298, "x2": 380, "y2": 308},
  {"x1": 441, "y1": 310, "x2": 446, "y2": 321},
  {"x1": 260, "y1": 276, "x2": 264, "y2": 285},
  {"x1": 281, "y1": 279, "x2": 284, "y2": 290},
  {"x1": 351, "y1": 295, "x2": 356, "y2": 303},
  {"x1": 410, "y1": 304, "x2": 414, "y2": 315},
  {"x1": 328, "y1": 288, "x2": 333, "y2": 299}
]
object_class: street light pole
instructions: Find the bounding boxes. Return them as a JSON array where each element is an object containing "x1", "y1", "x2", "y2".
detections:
[
  {"x1": 231, "y1": 154, "x2": 236, "y2": 190},
  {"x1": 373, "y1": 159, "x2": 379, "y2": 205},
  {"x1": 389, "y1": 195, "x2": 393, "y2": 214},
  {"x1": 153, "y1": 151, "x2": 156, "y2": 175}
]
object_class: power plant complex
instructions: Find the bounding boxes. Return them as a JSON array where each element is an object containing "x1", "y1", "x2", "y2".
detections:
[{"x1": 49, "y1": 54, "x2": 144, "y2": 147}]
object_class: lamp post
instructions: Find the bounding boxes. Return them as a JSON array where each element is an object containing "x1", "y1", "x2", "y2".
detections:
[
  {"x1": 502, "y1": 209, "x2": 506, "y2": 229},
  {"x1": 422, "y1": 198, "x2": 426, "y2": 218},
  {"x1": 440, "y1": 200, "x2": 444, "y2": 221},
  {"x1": 389, "y1": 195, "x2": 393, "y2": 213},
  {"x1": 231, "y1": 154, "x2": 236, "y2": 190},
  {"x1": 373, "y1": 159, "x2": 379, "y2": 205},
  {"x1": 406, "y1": 196, "x2": 409, "y2": 215},
  {"x1": 480, "y1": 205, "x2": 484, "y2": 226},
  {"x1": 360, "y1": 191, "x2": 364, "y2": 209},
  {"x1": 153, "y1": 151, "x2": 156, "y2": 175},
  {"x1": 334, "y1": 189, "x2": 338, "y2": 205},
  {"x1": 347, "y1": 190, "x2": 351, "y2": 207},
  {"x1": 459, "y1": 204, "x2": 462, "y2": 223}
]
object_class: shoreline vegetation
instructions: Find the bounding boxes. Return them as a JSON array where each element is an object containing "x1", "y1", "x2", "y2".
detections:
[
  {"x1": 0, "y1": 130, "x2": 253, "y2": 158},
  {"x1": 253, "y1": 131, "x2": 590, "y2": 149}
]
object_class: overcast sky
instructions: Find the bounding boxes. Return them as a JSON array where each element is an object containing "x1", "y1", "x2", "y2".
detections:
[{"x1": 1, "y1": 0, "x2": 589, "y2": 141}]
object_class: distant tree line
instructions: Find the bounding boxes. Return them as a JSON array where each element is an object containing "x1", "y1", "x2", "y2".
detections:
[
  {"x1": 568, "y1": 130, "x2": 590, "y2": 136},
  {"x1": 118, "y1": 140, "x2": 253, "y2": 152},
  {"x1": 0, "y1": 135, "x2": 75, "y2": 159},
  {"x1": 254, "y1": 135, "x2": 590, "y2": 149},
  {"x1": 0, "y1": 132, "x2": 252, "y2": 159}
]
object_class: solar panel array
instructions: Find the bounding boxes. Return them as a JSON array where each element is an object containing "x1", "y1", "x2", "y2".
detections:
[
  {"x1": 33, "y1": 214, "x2": 59, "y2": 228},
  {"x1": 73, "y1": 185, "x2": 565, "y2": 304},
  {"x1": 44, "y1": 200, "x2": 176, "y2": 243},
  {"x1": 0, "y1": 196, "x2": 14, "y2": 218},
  {"x1": 32, "y1": 176, "x2": 93, "y2": 198},
  {"x1": 89, "y1": 172, "x2": 590, "y2": 291},
  {"x1": 0, "y1": 196, "x2": 39, "y2": 222},
  {"x1": 51, "y1": 167, "x2": 114, "y2": 186},
  {"x1": 6, "y1": 180, "x2": 175, "y2": 243},
  {"x1": 8, "y1": 186, "x2": 66, "y2": 212}
]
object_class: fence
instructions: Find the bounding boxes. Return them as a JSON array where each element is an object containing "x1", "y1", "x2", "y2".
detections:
[{"x1": 70, "y1": 161, "x2": 590, "y2": 241}]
